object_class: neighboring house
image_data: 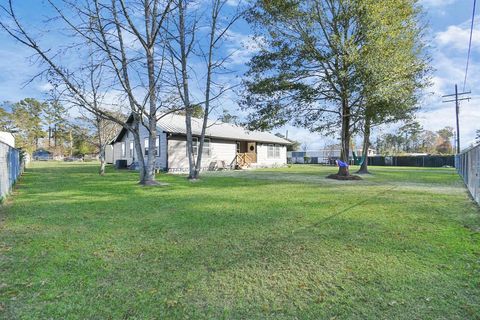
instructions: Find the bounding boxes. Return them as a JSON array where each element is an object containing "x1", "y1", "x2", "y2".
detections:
[
  {"x1": 110, "y1": 113, "x2": 291, "y2": 172},
  {"x1": 288, "y1": 147, "x2": 377, "y2": 164},
  {"x1": 32, "y1": 149, "x2": 53, "y2": 161},
  {"x1": 0, "y1": 132, "x2": 15, "y2": 148}
]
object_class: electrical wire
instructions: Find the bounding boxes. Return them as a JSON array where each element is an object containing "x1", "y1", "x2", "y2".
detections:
[{"x1": 463, "y1": 0, "x2": 477, "y2": 91}]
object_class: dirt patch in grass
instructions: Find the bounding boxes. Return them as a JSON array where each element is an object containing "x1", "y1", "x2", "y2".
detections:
[{"x1": 326, "y1": 174, "x2": 362, "y2": 180}]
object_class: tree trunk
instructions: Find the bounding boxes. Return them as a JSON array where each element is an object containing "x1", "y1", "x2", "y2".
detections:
[
  {"x1": 144, "y1": 122, "x2": 158, "y2": 185},
  {"x1": 131, "y1": 119, "x2": 147, "y2": 184},
  {"x1": 141, "y1": 3, "x2": 159, "y2": 186},
  {"x1": 338, "y1": 165, "x2": 350, "y2": 176},
  {"x1": 193, "y1": 3, "x2": 217, "y2": 180},
  {"x1": 177, "y1": 0, "x2": 196, "y2": 180},
  {"x1": 97, "y1": 116, "x2": 106, "y2": 176},
  {"x1": 338, "y1": 98, "x2": 351, "y2": 177},
  {"x1": 144, "y1": 52, "x2": 158, "y2": 185},
  {"x1": 185, "y1": 111, "x2": 196, "y2": 179},
  {"x1": 357, "y1": 116, "x2": 371, "y2": 174},
  {"x1": 48, "y1": 127, "x2": 52, "y2": 148},
  {"x1": 99, "y1": 152, "x2": 106, "y2": 176},
  {"x1": 98, "y1": 129, "x2": 106, "y2": 176}
]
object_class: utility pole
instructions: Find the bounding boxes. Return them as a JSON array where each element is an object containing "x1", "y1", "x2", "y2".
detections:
[{"x1": 442, "y1": 84, "x2": 471, "y2": 154}]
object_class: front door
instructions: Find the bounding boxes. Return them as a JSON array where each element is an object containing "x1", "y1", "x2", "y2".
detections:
[{"x1": 246, "y1": 142, "x2": 257, "y2": 163}]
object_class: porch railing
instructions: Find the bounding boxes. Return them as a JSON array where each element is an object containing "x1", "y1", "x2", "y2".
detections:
[{"x1": 235, "y1": 152, "x2": 257, "y2": 167}]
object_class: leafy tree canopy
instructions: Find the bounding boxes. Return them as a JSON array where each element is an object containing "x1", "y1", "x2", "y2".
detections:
[{"x1": 243, "y1": 0, "x2": 429, "y2": 175}]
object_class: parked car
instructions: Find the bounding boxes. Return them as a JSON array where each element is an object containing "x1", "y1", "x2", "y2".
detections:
[
  {"x1": 32, "y1": 149, "x2": 53, "y2": 161},
  {"x1": 64, "y1": 156, "x2": 83, "y2": 162}
]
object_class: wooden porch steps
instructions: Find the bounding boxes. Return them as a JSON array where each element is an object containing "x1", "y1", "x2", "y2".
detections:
[{"x1": 235, "y1": 152, "x2": 257, "y2": 169}]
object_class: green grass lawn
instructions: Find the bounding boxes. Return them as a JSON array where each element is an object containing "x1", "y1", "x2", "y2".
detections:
[{"x1": 1, "y1": 162, "x2": 479, "y2": 319}]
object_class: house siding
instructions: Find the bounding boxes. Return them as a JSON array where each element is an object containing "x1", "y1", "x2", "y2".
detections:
[
  {"x1": 255, "y1": 143, "x2": 287, "y2": 167},
  {"x1": 111, "y1": 125, "x2": 289, "y2": 172},
  {"x1": 167, "y1": 135, "x2": 237, "y2": 172},
  {"x1": 112, "y1": 125, "x2": 167, "y2": 169},
  {"x1": 167, "y1": 137, "x2": 287, "y2": 172},
  {"x1": 105, "y1": 145, "x2": 114, "y2": 164}
]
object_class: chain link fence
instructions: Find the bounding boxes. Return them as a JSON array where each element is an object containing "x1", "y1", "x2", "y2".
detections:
[
  {"x1": 0, "y1": 141, "x2": 23, "y2": 202},
  {"x1": 368, "y1": 155, "x2": 455, "y2": 167},
  {"x1": 456, "y1": 144, "x2": 480, "y2": 205},
  {"x1": 288, "y1": 152, "x2": 455, "y2": 168}
]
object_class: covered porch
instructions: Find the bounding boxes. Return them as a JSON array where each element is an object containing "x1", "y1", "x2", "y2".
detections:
[{"x1": 235, "y1": 141, "x2": 257, "y2": 168}]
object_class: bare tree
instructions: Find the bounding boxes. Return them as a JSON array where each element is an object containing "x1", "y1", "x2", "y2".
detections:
[
  {"x1": 167, "y1": 0, "x2": 243, "y2": 179},
  {"x1": 77, "y1": 110, "x2": 122, "y2": 175},
  {"x1": 0, "y1": 0, "x2": 174, "y2": 185},
  {"x1": 41, "y1": 38, "x2": 130, "y2": 175},
  {"x1": 61, "y1": 59, "x2": 122, "y2": 175},
  {"x1": 167, "y1": 0, "x2": 196, "y2": 179}
]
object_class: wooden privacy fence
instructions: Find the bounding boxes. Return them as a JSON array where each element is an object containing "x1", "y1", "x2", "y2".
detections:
[
  {"x1": 456, "y1": 144, "x2": 480, "y2": 205},
  {"x1": 0, "y1": 140, "x2": 23, "y2": 201}
]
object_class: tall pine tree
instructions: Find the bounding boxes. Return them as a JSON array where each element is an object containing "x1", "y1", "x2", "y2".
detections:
[{"x1": 244, "y1": 0, "x2": 429, "y2": 177}]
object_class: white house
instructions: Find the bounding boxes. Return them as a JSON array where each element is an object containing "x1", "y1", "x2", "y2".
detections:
[
  {"x1": 288, "y1": 147, "x2": 377, "y2": 164},
  {"x1": 110, "y1": 113, "x2": 291, "y2": 172},
  {"x1": 105, "y1": 144, "x2": 114, "y2": 164}
]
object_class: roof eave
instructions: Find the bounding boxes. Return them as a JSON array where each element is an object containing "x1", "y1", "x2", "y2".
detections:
[{"x1": 165, "y1": 131, "x2": 291, "y2": 145}]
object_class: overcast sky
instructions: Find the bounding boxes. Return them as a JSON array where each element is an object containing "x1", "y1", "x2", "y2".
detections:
[{"x1": 0, "y1": 0, "x2": 478, "y2": 150}]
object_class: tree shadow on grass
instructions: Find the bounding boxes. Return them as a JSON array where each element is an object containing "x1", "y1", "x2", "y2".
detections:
[{"x1": 2, "y1": 163, "x2": 479, "y2": 319}]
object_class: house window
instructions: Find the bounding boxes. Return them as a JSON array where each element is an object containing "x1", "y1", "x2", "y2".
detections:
[
  {"x1": 190, "y1": 137, "x2": 210, "y2": 156},
  {"x1": 236, "y1": 142, "x2": 241, "y2": 153},
  {"x1": 267, "y1": 144, "x2": 274, "y2": 159},
  {"x1": 129, "y1": 141, "x2": 134, "y2": 157},
  {"x1": 203, "y1": 138, "x2": 210, "y2": 157},
  {"x1": 274, "y1": 144, "x2": 281, "y2": 158},
  {"x1": 145, "y1": 137, "x2": 160, "y2": 156},
  {"x1": 191, "y1": 137, "x2": 198, "y2": 155},
  {"x1": 121, "y1": 142, "x2": 126, "y2": 158}
]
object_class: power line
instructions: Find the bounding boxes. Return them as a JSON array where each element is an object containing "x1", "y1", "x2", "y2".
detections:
[
  {"x1": 463, "y1": 0, "x2": 477, "y2": 91},
  {"x1": 442, "y1": 85, "x2": 471, "y2": 154}
]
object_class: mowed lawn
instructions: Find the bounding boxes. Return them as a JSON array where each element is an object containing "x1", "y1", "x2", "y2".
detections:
[{"x1": 1, "y1": 163, "x2": 479, "y2": 319}]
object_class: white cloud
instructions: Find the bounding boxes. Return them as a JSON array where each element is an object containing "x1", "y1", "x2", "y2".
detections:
[
  {"x1": 122, "y1": 31, "x2": 144, "y2": 51},
  {"x1": 435, "y1": 22, "x2": 480, "y2": 53},
  {"x1": 417, "y1": 98, "x2": 479, "y2": 148},
  {"x1": 420, "y1": 0, "x2": 457, "y2": 8},
  {"x1": 224, "y1": 31, "x2": 265, "y2": 66},
  {"x1": 37, "y1": 82, "x2": 54, "y2": 92},
  {"x1": 226, "y1": 0, "x2": 241, "y2": 6},
  {"x1": 427, "y1": 51, "x2": 465, "y2": 96},
  {"x1": 415, "y1": 15, "x2": 480, "y2": 147}
]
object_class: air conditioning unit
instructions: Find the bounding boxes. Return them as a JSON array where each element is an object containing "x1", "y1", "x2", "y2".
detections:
[{"x1": 115, "y1": 159, "x2": 128, "y2": 169}]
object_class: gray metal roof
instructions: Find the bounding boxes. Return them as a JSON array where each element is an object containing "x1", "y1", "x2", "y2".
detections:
[{"x1": 157, "y1": 113, "x2": 291, "y2": 144}]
